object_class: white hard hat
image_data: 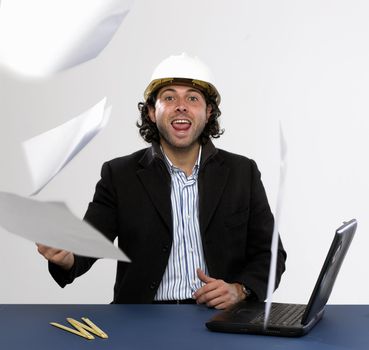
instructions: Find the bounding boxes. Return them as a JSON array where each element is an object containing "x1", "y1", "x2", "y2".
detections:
[{"x1": 144, "y1": 53, "x2": 221, "y2": 105}]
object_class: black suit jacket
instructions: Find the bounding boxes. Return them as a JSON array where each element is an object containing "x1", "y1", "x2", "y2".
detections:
[{"x1": 50, "y1": 141, "x2": 286, "y2": 303}]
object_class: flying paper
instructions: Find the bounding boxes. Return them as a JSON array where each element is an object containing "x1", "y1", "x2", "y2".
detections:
[
  {"x1": 22, "y1": 97, "x2": 111, "y2": 195},
  {"x1": 0, "y1": 0, "x2": 134, "y2": 76},
  {"x1": 264, "y1": 123, "x2": 288, "y2": 329},
  {"x1": 0, "y1": 191, "x2": 129, "y2": 261}
]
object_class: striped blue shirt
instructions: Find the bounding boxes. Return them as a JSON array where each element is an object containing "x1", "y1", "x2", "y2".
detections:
[{"x1": 154, "y1": 147, "x2": 209, "y2": 300}]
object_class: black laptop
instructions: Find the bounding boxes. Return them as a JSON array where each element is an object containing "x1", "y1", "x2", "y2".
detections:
[{"x1": 206, "y1": 219, "x2": 357, "y2": 337}]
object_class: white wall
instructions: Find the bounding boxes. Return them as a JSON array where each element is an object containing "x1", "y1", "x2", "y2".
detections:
[{"x1": 1, "y1": 0, "x2": 368, "y2": 304}]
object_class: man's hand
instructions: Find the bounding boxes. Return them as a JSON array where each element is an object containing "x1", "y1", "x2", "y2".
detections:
[
  {"x1": 193, "y1": 269, "x2": 246, "y2": 309},
  {"x1": 36, "y1": 244, "x2": 74, "y2": 271}
]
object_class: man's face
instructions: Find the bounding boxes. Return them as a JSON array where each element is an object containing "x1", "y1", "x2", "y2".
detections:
[{"x1": 148, "y1": 84, "x2": 212, "y2": 151}]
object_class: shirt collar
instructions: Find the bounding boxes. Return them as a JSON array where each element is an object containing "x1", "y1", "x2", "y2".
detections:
[{"x1": 159, "y1": 145, "x2": 202, "y2": 178}]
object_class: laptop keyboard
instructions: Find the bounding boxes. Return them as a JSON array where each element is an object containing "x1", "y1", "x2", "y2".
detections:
[{"x1": 249, "y1": 303, "x2": 306, "y2": 326}]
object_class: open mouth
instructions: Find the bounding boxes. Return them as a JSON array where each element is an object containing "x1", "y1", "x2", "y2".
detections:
[{"x1": 171, "y1": 119, "x2": 191, "y2": 131}]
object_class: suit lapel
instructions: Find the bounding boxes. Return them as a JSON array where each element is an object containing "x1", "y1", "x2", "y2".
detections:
[
  {"x1": 136, "y1": 143, "x2": 229, "y2": 237},
  {"x1": 199, "y1": 153, "x2": 229, "y2": 236},
  {"x1": 137, "y1": 149, "x2": 172, "y2": 234}
]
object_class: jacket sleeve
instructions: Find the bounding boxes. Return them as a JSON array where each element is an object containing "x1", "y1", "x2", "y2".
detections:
[
  {"x1": 49, "y1": 162, "x2": 118, "y2": 287},
  {"x1": 238, "y1": 159, "x2": 286, "y2": 301}
]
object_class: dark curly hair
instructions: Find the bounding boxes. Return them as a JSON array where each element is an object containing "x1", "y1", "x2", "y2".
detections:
[{"x1": 137, "y1": 90, "x2": 224, "y2": 145}]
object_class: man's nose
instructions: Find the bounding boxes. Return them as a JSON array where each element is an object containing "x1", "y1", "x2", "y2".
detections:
[{"x1": 175, "y1": 101, "x2": 188, "y2": 113}]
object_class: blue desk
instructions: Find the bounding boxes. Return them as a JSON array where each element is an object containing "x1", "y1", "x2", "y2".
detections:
[{"x1": 0, "y1": 304, "x2": 368, "y2": 349}]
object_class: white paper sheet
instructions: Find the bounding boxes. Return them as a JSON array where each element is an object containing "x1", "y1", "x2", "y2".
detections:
[
  {"x1": 264, "y1": 123, "x2": 288, "y2": 329},
  {"x1": 0, "y1": 0, "x2": 133, "y2": 77},
  {"x1": 22, "y1": 98, "x2": 111, "y2": 195},
  {"x1": 0, "y1": 191, "x2": 130, "y2": 261}
]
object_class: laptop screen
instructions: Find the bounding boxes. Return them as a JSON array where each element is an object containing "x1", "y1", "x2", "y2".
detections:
[{"x1": 301, "y1": 219, "x2": 357, "y2": 325}]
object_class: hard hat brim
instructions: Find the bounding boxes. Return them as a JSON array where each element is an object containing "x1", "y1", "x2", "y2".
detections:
[{"x1": 144, "y1": 77, "x2": 221, "y2": 105}]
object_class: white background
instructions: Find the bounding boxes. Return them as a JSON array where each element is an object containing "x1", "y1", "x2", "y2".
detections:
[{"x1": 0, "y1": 0, "x2": 368, "y2": 304}]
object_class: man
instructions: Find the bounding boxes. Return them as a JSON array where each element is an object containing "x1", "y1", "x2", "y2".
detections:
[{"x1": 37, "y1": 53, "x2": 286, "y2": 309}]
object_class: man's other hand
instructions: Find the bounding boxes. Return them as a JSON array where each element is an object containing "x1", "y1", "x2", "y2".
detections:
[
  {"x1": 193, "y1": 268, "x2": 245, "y2": 309},
  {"x1": 36, "y1": 244, "x2": 74, "y2": 271}
]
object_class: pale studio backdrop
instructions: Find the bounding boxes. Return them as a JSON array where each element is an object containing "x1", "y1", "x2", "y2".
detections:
[{"x1": 1, "y1": 0, "x2": 368, "y2": 304}]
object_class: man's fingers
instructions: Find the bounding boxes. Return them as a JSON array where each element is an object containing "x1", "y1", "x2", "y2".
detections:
[
  {"x1": 196, "y1": 287, "x2": 223, "y2": 304},
  {"x1": 53, "y1": 250, "x2": 71, "y2": 262},
  {"x1": 194, "y1": 279, "x2": 223, "y2": 300},
  {"x1": 36, "y1": 243, "x2": 74, "y2": 270},
  {"x1": 37, "y1": 245, "x2": 62, "y2": 258},
  {"x1": 194, "y1": 280, "x2": 242, "y2": 309},
  {"x1": 204, "y1": 295, "x2": 229, "y2": 309},
  {"x1": 214, "y1": 300, "x2": 232, "y2": 310},
  {"x1": 36, "y1": 243, "x2": 53, "y2": 254},
  {"x1": 36, "y1": 243, "x2": 50, "y2": 252},
  {"x1": 197, "y1": 268, "x2": 215, "y2": 283}
]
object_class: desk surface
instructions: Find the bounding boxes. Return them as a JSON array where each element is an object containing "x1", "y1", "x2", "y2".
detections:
[{"x1": 0, "y1": 304, "x2": 368, "y2": 350}]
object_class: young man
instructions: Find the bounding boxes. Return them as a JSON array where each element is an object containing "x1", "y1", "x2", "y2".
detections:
[{"x1": 37, "y1": 53, "x2": 286, "y2": 309}]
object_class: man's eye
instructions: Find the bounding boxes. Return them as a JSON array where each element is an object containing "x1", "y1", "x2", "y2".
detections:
[
  {"x1": 164, "y1": 96, "x2": 174, "y2": 101},
  {"x1": 188, "y1": 96, "x2": 199, "y2": 101}
]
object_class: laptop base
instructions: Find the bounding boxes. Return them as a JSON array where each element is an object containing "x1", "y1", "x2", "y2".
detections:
[{"x1": 206, "y1": 301, "x2": 324, "y2": 337}]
